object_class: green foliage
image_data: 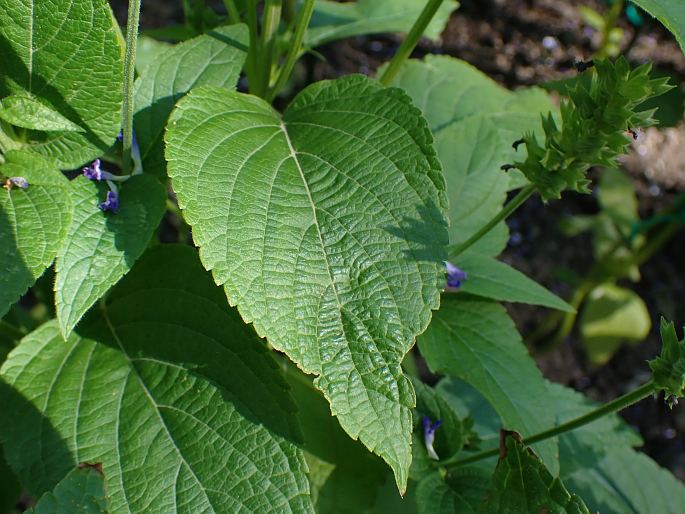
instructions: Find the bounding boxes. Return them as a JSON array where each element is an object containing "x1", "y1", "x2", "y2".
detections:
[
  {"x1": 515, "y1": 57, "x2": 672, "y2": 200},
  {"x1": 0, "y1": 94, "x2": 84, "y2": 133},
  {"x1": 306, "y1": 0, "x2": 459, "y2": 47},
  {"x1": 415, "y1": 467, "x2": 491, "y2": 514},
  {"x1": 564, "y1": 447, "x2": 685, "y2": 514},
  {"x1": 0, "y1": 0, "x2": 123, "y2": 167},
  {"x1": 480, "y1": 433, "x2": 590, "y2": 514},
  {"x1": 134, "y1": 24, "x2": 248, "y2": 178},
  {"x1": 390, "y1": 56, "x2": 555, "y2": 255},
  {"x1": 418, "y1": 296, "x2": 560, "y2": 473},
  {"x1": 649, "y1": 317, "x2": 685, "y2": 404},
  {"x1": 25, "y1": 467, "x2": 106, "y2": 514},
  {"x1": 579, "y1": 283, "x2": 651, "y2": 364},
  {"x1": 0, "y1": 151, "x2": 71, "y2": 318},
  {"x1": 166, "y1": 74, "x2": 449, "y2": 492},
  {"x1": 631, "y1": 0, "x2": 685, "y2": 54},
  {"x1": 457, "y1": 254, "x2": 574, "y2": 312},
  {"x1": 54, "y1": 175, "x2": 166, "y2": 337},
  {"x1": 0, "y1": 246, "x2": 312, "y2": 512}
]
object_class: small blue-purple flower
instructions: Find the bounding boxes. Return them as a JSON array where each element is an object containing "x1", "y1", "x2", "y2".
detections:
[
  {"x1": 10, "y1": 177, "x2": 29, "y2": 189},
  {"x1": 444, "y1": 261, "x2": 467, "y2": 289},
  {"x1": 423, "y1": 416, "x2": 442, "y2": 460},
  {"x1": 83, "y1": 159, "x2": 104, "y2": 181},
  {"x1": 100, "y1": 190, "x2": 119, "y2": 213}
]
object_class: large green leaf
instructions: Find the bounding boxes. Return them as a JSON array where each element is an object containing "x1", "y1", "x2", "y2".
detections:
[
  {"x1": 0, "y1": 245, "x2": 312, "y2": 513},
  {"x1": 305, "y1": 0, "x2": 459, "y2": 47},
  {"x1": 390, "y1": 57, "x2": 554, "y2": 256},
  {"x1": 134, "y1": 25, "x2": 248, "y2": 178},
  {"x1": 55, "y1": 175, "x2": 166, "y2": 338},
  {"x1": 415, "y1": 467, "x2": 491, "y2": 514},
  {"x1": 285, "y1": 366, "x2": 387, "y2": 514},
  {"x1": 0, "y1": 448, "x2": 21, "y2": 514},
  {"x1": 165, "y1": 75, "x2": 449, "y2": 491},
  {"x1": 25, "y1": 467, "x2": 106, "y2": 514},
  {"x1": 0, "y1": 0, "x2": 123, "y2": 168},
  {"x1": 0, "y1": 151, "x2": 71, "y2": 318},
  {"x1": 456, "y1": 254, "x2": 573, "y2": 311},
  {"x1": 631, "y1": 0, "x2": 685, "y2": 55},
  {"x1": 480, "y1": 434, "x2": 590, "y2": 514},
  {"x1": 564, "y1": 447, "x2": 685, "y2": 514},
  {"x1": 417, "y1": 296, "x2": 559, "y2": 473}
]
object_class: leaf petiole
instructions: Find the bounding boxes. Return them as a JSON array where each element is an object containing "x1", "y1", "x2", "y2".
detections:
[{"x1": 440, "y1": 379, "x2": 658, "y2": 469}]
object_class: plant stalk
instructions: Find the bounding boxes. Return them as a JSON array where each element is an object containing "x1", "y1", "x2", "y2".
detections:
[
  {"x1": 379, "y1": 0, "x2": 446, "y2": 86},
  {"x1": 448, "y1": 183, "x2": 536, "y2": 260},
  {"x1": 121, "y1": 0, "x2": 141, "y2": 175},
  {"x1": 223, "y1": 0, "x2": 241, "y2": 24},
  {"x1": 256, "y1": 0, "x2": 283, "y2": 97},
  {"x1": 441, "y1": 379, "x2": 658, "y2": 468},
  {"x1": 266, "y1": 0, "x2": 316, "y2": 102},
  {"x1": 246, "y1": 0, "x2": 260, "y2": 93}
]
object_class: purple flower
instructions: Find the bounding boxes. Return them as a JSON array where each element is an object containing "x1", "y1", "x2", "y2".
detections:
[
  {"x1": 83, "y1": 159, "x2": 104, "y2": 181},
  {"x1": 423, "y1": 416, "x2": 442, "y2": 460},
  {"x1": 9, "y1": 177, "x2": 29, "y2": 189},
  {"x1": 116, "y1": 130, "x2": 123, "y2": 142},
  {"x1": 99, "y1": 190, "x2": 119, "y2": 213},
  {"x1": 444, "y1": 261, "x2": 467, "y2": 289}
]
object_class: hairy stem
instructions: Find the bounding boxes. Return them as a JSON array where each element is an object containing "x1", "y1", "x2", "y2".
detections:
[
  {"x1": 379, "y1": 0, "x2": 446, "y2": 86},
  {"x1": 448, "y1": 183, "x2": 536, "y2": 260},
  {"x1": 442, "y1": 379, "x2": 658, "y2": 468},
  {"x1": 266, "y1": 0, "x2": 316, "y2": 102},
  {"x1": 121, "y1": 0, "x2": 141, "y2": 175}
]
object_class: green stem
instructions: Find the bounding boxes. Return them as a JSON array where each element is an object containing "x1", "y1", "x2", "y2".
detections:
[
  {"x1": 379, "y1": 0, "x2": 446, "y2": 86},
  {"x1": 442, "y1": 379, "x2": 658, "y2": 468},
  {"x1": 448, "y1": 184, "x2": 536, "y2": 260},
  {"x1": 256, "y1": 0, "x2": 283, "y2": 97},
  {"x1": 222, "y1": 0, "x2": 241, "y2": 24},
  {"x1": 266, "y1": 0, "x2": 315, "y2": 102},
  {"x1": 121, "y1": 0, "x2": 141, "y2": 175},
  {"x1": 598, "y1": 0, "x2": 624, "y2": 58},
  {"x1": 246, "y1": 0, "x2": 260, "y2": 94}
]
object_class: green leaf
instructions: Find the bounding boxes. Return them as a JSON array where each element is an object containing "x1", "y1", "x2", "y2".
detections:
[
  {"x1": 415, "y1": 467, "x2": 491, "y2": 514},
  {"x1": 0, "y1": 245, "x2": 312, "y2": 512},
  {"x1": 0, "y1": 0, "x2": 123, "y2": 168},
  {"x1": 25, "y1": 467, "x2": 106, "y2": 514},
  {"x1": 545, "y1": 383, "x2": 641, "y2": 476},
  {"x1": 165, "y1": 75, "x2": 449, "y2": 492},
  {"x1": 0, "y1": 448, "x2": 21, "y2": 514},
  {"x1": 649, "y1": 317, "x2": 685, "y2": 402},
  {"x1": 579, "y1": 283, "x2": 651, "y2": 365},
  {"x1": 285, "y1": 366, "x2": 387, "y2": 514},
  {"x1": 456, "y1": 254, "x2": 574, "y2": 312},
  {"x1": 134, "y1": 25, "x2": 248, "y2": 178},
  {"x1": 54, "y1": 175, "x2": 166, "y2": 338},
  {"x1": 305, "y1": 0, "x2": 459, "y2": 47},
  {"x1": 631, "y1": 0, "x2": 685, "y2": 55},
  {"x1": 390, "y1": 56, "x2": 554, "y2": 256},
  {"x1": 417, "y1": 296, "x2": 559, "y2": 474},
  {"x1": 0, "y1": 94, "x2": 84, "y2": 132},
  {"x1": 480, "y1": 433, "x2": 590, "y2": 514},
  {"x1": 564, "y1": 447, "x2": 685, "y2": 514},
  {"x1": 135, "y1": 36, "x2": 172, "y2": 74},
  {"x1": 0, "y1": 151, "x2": 71, "y2": 319}
]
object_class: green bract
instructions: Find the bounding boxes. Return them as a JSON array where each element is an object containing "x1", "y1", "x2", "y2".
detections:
[
  {"x1": 649, "y1": 317, "x2": 685, "y2": 404},
  {"x1": 515, "y1": 58, "x2": 672, "y2": 200}
]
